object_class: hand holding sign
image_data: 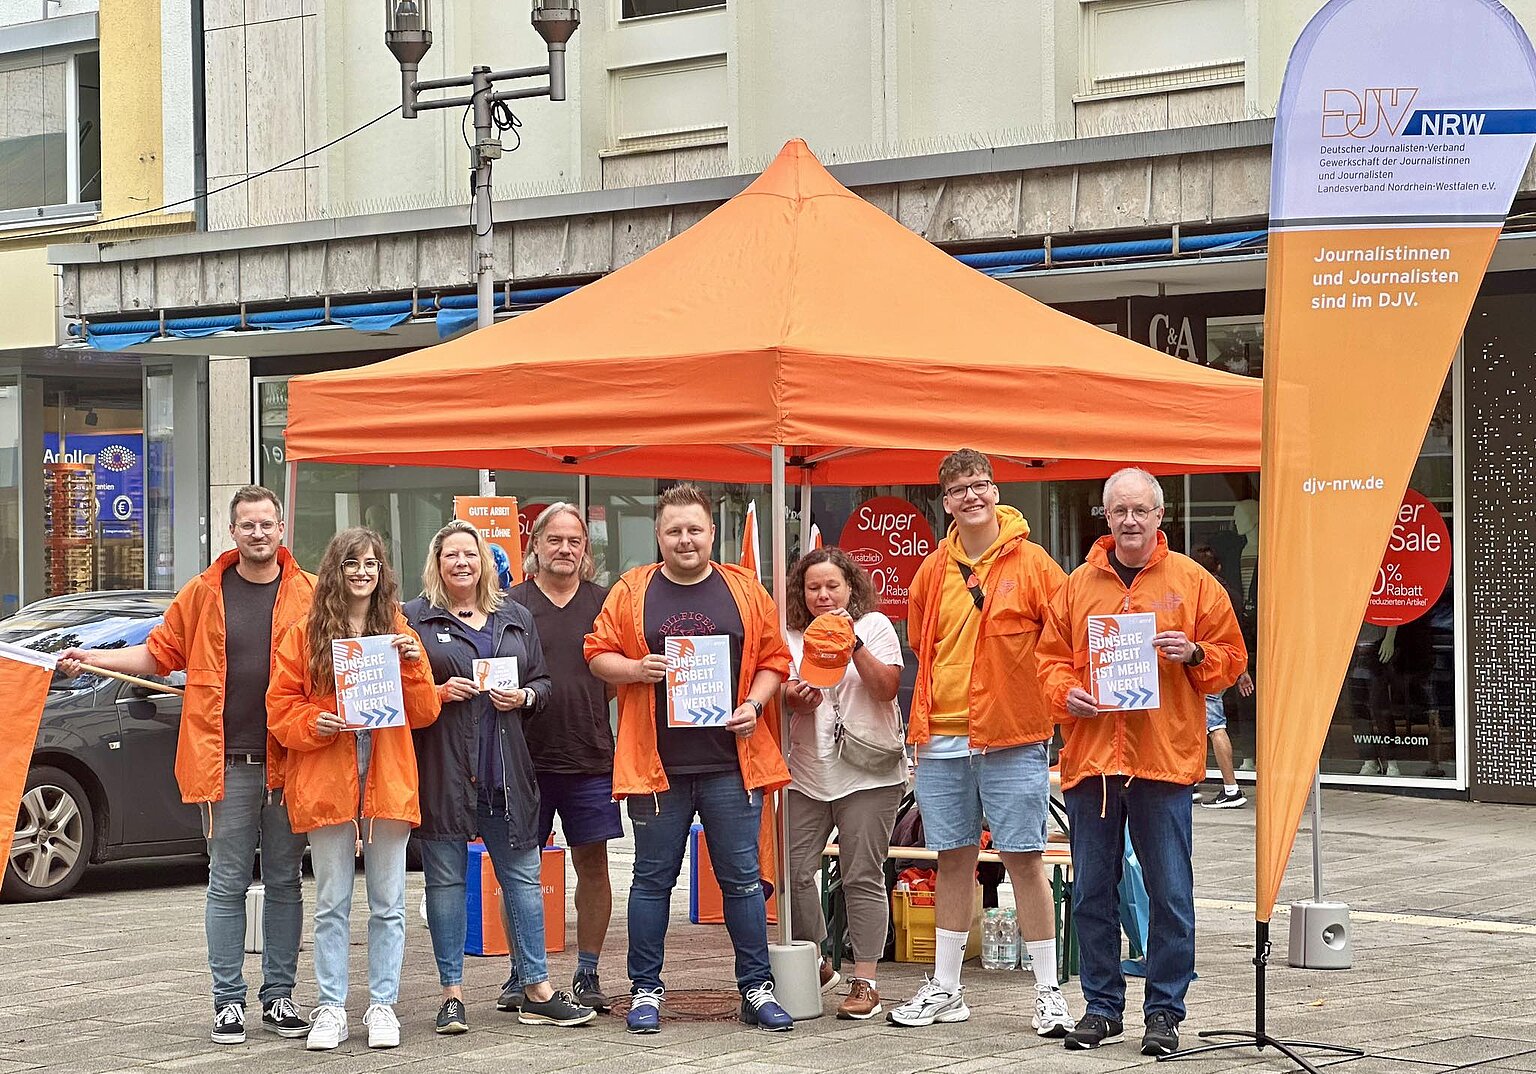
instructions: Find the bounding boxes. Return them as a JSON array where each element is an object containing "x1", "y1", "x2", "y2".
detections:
[{"x1": 665, "y1": 635, "x2": 732, "y2": 728}]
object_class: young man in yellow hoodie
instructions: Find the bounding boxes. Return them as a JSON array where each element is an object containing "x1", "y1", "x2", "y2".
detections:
[{"x1": 887, "y1": 450, "x2": 1074, "y2": 1037}]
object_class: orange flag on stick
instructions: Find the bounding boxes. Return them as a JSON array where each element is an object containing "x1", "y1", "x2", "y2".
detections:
[
  {"x1": 810, "y1": 523, "x2": 823, "y2": 550},
  {"x1": 0, "y1": 641, "x2": 57, "y2": 873},
  {"x1": 739, "y1": 501, "x2": 762, "y2": 580}
]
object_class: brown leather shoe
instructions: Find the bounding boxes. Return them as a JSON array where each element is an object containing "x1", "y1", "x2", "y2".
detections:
[
  {"x1": 837, "y1": 978, "x2": 882, "y2": 1020},
  {"x1": 818, "y1": 960, "x2": 841, "y2": 994}
]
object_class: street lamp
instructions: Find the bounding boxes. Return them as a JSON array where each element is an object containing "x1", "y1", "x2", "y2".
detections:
[{"x1": 385, "y1": 0, "x2": 579, "y2": 495}]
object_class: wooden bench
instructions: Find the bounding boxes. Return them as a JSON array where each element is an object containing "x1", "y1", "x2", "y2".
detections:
[{"x1": 820, "y1": 841, "x2": 1078, "y2": 981}]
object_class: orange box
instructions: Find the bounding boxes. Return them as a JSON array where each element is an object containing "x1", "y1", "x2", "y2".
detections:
[{"x1": 468, "y1": 843, "x2": 566, "y2": 956}]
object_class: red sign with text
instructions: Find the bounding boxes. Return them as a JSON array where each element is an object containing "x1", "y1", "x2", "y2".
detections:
[
  {"x1": 1365, "y1": 489, "x2": 1450, "y2": 627},
  {"x1": 838, "y1": 497, "x2": 935, "y2": 617},
  {"x1": 519, "y1": 503, "x2": 550, "y2": 547}
]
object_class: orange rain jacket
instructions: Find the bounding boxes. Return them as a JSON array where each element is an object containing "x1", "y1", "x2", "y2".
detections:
[
  {"x1": 266, "y1": 613, "x2": 441, "y2": 834},
  {"x1": 145, "y1": 547, "x2": 316, "y2": 803},
  {"x1": 906, "y1": 508, "x2": 1068, "y2": 751},
  {"x1": 1037, "y1": 532, "x2": 1247, "y2": 790},
  {"x1": 583, "y1": 562, "x2": 792, "y2": 799}
]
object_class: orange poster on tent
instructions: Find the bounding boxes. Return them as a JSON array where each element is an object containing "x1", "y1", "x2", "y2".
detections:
[
  {"x1": 1255, "y1": 0, "x2": 1536, "y2": 924},
  {"x1": 453, "y1": 496, "x2": 525, "y2": 586}
]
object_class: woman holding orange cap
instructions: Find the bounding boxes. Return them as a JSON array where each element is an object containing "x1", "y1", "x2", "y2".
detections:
[{"x1": 783, "y1": 547, "x2": 906, "y2": 1020}]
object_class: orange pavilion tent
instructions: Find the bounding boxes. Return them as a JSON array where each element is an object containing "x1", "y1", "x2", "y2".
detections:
[{"x1": 284, "y1": 139, "x2": 1260, "y2": 489}]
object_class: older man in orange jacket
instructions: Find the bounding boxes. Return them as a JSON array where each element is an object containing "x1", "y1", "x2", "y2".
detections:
[{"x1": 1037, "y1": 468, "x2": 1246, "y2": 1058}]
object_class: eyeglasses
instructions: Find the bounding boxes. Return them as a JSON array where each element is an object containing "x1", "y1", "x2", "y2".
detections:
[
  {"x1": 1107, "y1": 506, "x2": 1159, "y2": 522},
  {"x1": 342, "y1": 558, "x2": 382, "y2": 575},
  {"x1": 943, "y1": 479, "x2": 995, "y2": 500},
  {"x1": 234, "y1": 520, "x2": 280, "y2": 535}
]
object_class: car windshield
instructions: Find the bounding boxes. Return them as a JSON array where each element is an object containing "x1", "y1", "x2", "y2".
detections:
[{"x1": 0, "y1": 610, "x2": 167, "y2": 690}]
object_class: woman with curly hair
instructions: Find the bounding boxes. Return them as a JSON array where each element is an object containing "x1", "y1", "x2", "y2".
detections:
[
  {"x1": 267, "y1": 527, "x2": 441, "y2": 1051},
  {"x1": 782, "y1": 547, "x2": 906, "y2": 1020}
]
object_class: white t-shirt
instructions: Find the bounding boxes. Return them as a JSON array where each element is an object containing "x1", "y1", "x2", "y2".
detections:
[{"x1": 786, "y1": 611, "x2": 907, "y2": 802}]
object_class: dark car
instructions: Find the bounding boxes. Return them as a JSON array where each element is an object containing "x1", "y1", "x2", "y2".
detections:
[{"x1": 3, "y1": 591, "x2": 205, "y2": 901}]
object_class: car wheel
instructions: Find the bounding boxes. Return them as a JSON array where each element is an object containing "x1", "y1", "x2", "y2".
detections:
[{"x1": 2, "y1": 766, "x2": 95, "y2": 902}]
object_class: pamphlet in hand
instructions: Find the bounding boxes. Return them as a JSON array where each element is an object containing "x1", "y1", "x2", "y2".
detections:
[
  {"x1": 665, "y1": 634, "x2": 732, "y2": 729},
  {"x1": 473, "y1": 657, "x2": 519, "y2": 693},
  {"x1": 332, "y1": 635, "x2": 406, "y2": 729},
  {"x1": 1086, "y1": 613, "x2": 1160, "y2": 711}
]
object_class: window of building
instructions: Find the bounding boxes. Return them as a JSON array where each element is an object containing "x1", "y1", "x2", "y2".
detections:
[
  {"x1": 0, "y1": 48, "x2": 101, "y2": 219},
  {"x1": 621, "y1": 0, "x2": 724, "y2": 19}
]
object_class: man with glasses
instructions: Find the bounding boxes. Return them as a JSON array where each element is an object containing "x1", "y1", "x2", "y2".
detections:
[
  {"x1": 59, "y1": 486, "x2": 317, "y2": 1047},
  {"x1": 1036, "y1": 468, "x2": 1245, "y2": 1057},
  {"x1": 888, "y1": 449, "x2": 1074, "y2": 1038}
]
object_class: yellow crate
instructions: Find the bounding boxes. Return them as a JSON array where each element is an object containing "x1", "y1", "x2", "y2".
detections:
[{"x1": 891, "y1": 885, "x2": 983, "y2": 963}]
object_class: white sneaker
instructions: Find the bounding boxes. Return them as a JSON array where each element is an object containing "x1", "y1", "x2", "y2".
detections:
[
  {"x1": 1359, "y1": 759, "x2": 1382, "y2": 776},
  {"x1": 1033, "y1": 985, "x2": 1074, "y2": 1038},
  {"x1": 364, "y1": 1004, "x2": 400, "y2": 1049},
  {"x1": 1386, "y1": 760, "x2": 1402, "y2": 777},
  {"x1": 306, "y1": 1005, "x2": 348, "y2": 1051},
  {"x1": 886, "y1": 977, "x2": 969, "y2": 1027}
]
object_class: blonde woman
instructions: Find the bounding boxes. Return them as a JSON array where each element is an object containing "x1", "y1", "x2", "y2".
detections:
[
  {"x1": 403, "y1": 520, "x2": 594, "y2": 1034},
  {"x1": 266, "y1": 527, "x2": 440, "y2": 1051}
]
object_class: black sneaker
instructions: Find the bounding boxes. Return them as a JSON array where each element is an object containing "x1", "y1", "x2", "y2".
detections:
[
  {"x1": 1200, "y1": 788, "x2": 1247, "y2": 809},
  {"x1": 518, "y1": 989, "x2": 597, "y2": 1027},
  {"x1": 435, "y1": 998, "x2": 468, "y2": 1035},
  {"x1": 1142, "y1": 1010, "x2": 1180, "y2": 1056},
  {"x1": 495, "y1": 982, "x2": 523, "y2": 1012},
  {"x1": 1064, "y1": 1013, "x2": 1124, "y2": 1050},
  {"x1": 212, "y1": 1002, "x2": 246, "y2": 1045},
  {"x1": 572, "y1": 968, "x2": 610, "y2": 1012},
  {"x1": 261, "y1": 997, "x2": 310, "y2": 1038}
]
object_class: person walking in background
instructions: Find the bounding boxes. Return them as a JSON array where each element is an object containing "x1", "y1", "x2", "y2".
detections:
[
  {"x1": 1037, "y1": 468, "x2": 1246, "y2": 1057},
  {"x1": 887, "y1": 449, "x2": 1074, "y2": 1038},
  {"x1": 57, "y1": 486, "x2": 315, "y2": 1046},
  {"x1": 406, "y1": 520, "x2": 595, "y2": 1035},
  {"x1": 266, "y1": 527, "x2": 441, "y2": 1051},
  {"x1": 783, "y1": 548, "x2": 906, "y2": 1021},
  {"x1": 511, "y1": 503, "x2": 621, "y2": 1011},
  {"x1": 1190, "y1": 545, "x2": 1252, "y2": 809},
  {"x1": 586, "y1": 483, "x2": 794, "y2": 1035}
]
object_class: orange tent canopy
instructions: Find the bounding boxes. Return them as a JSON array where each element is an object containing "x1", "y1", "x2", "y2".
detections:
[{"x1": 285, "y1": 140, "x2": 1260, "y2": 484}]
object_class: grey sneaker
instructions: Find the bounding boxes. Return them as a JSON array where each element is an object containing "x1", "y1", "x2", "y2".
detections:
[
  {"x1": 572, "y1": 968, "x2": 610, "y2": 1011},
  {"x1": 519, "y1": 989, "x2": 596, "y2": 1027}
]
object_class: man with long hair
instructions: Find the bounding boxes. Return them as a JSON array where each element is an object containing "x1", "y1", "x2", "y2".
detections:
[
  {"x1": 59, "y1": 487, "x2": 316, "y2": 1046},
  {"x1": 510, "y1": 503, "x2": 620, "y2": 1011}
]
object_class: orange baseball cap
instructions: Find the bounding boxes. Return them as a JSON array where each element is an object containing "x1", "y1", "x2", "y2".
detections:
[{"x1": 799, "y1": 613, "x2": 856, "y2": 687}]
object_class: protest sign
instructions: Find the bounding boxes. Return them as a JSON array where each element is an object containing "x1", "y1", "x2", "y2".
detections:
[
  {"x1": 665, "y1": 635, "x2": 732, "y2": 728},
  {"x1": 1087, "y1": 612, "x2": 1159, "y2": 711},
  {"x1": 473, "y1": 656, "x2": 520, "y2": 693},
  {"x1": 332, "y1": 636, "x2": 406, "y2": 729}
]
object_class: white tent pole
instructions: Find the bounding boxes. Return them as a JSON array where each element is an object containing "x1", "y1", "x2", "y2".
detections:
[
  {"x1": 771, "y1": 445, "x2": 791, "y2": 946},
  {"x1": 798, "y1": 466, "x2": 812, "y2": 553}
]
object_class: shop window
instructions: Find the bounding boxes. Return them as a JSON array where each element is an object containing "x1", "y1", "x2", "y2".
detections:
[{"x1": 0, "y1": 49, "x2": 101, "y2": 217}]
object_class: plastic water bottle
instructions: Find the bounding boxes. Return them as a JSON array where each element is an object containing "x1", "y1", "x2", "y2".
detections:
[
  {"x1": 981, "y1": 908, "x2": 1001, "y2": 969},
  {"x1": 998, "y1": 909, "x2": 1020, "y2": 970}
]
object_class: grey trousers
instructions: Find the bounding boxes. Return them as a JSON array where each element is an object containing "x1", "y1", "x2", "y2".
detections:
[{"x1": 785, "y1": 783, "x2": 905, "y2": 965}]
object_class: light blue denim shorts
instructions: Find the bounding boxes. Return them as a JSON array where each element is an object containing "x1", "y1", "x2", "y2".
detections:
[
  {"x1": 912, "y1": 740, "x2": 1050, "y2": 853},
  {"x1": 1205, "y1": 694, "x2": 1227, "y2": 732}
]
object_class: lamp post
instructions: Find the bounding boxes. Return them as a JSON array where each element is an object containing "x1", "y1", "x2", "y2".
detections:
[{"x1": 385, "y1": 0, "x2": 579, "y2": 495}]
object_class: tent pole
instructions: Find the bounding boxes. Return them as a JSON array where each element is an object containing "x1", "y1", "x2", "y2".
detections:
[
  {"x1": 284, "y1": 458, "x2": 298, "y2": 551},
  {"x1": 1311, "y1": 765, "x2": 1324, "y2": 903},
  {"x1": 770, "y1": 445, "x2": 790, "y2": 945},
  {"x1": 798, "y1": 467, "x2": 812, "y2": 553}
]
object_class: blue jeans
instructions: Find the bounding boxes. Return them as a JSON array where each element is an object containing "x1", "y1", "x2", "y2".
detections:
[
  {"x1": 308, "y1": 818, "x2": 411, "y2": 1007},
  {"x1": 205, "y1": 759, "x2": 308, "y2": 1011},
  {"x1": 421, "y1": 796, "x2": 549, "y2": 990},
  {"x1": 627, "y1": 770, "x2": 772, "y2": 995},
  {"x1": 1065, "y1": 776, "x2": 1195, "y2": 1024}
]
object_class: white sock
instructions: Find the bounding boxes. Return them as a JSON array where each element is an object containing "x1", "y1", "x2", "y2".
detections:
[
  {"x1": 1225, "y1": 784, "x2": 1239, "y2": 795},
  {"x1": 1028, "y1": 939, "x2": 1059, "y2": 989},
  {"x1": 933, "y1": 928, "x2": 968, "y2": 992}
]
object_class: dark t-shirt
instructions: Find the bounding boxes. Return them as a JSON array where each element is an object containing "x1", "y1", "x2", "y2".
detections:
[
  {"x1": 1110, "y1": 552, "x2": 1144, "y2": 590},
  {"x1": 221, "y1": 569, "x2": 281, "y2": 754},
  {"x1": 509, "y1": 579, "x2": 614, "y2": 775},
  {"x1": 644, "y1": 569, "x2": 743, "y2": 775},
  {"x1": 463, "y1": 622, "x2": 503, "y2": 791}
]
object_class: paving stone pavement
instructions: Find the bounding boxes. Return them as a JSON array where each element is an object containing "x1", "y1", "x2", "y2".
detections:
[{"x1": 3, "y1": 788, "x2": 1536, "y2": 1073}]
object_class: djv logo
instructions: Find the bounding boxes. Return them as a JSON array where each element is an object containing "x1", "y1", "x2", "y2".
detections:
[{"x1": 1321, "y1": 87, "x2": 1419, "y2": 138}]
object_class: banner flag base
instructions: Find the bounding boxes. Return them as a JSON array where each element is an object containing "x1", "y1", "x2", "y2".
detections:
[{"x1": 1158, "y1": 922, "x2": 1363, "y2": 1074}]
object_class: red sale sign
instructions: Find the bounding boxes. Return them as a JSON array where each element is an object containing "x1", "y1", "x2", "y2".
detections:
[
  {"x1": 518, "y1": 503, "x2": 550, "y2": 545},
  {"x1": 838, "y1": 497, "x2": 936, "y2": 617},
  {"x1": 1364, "y1": 489, "x2": 1450, "y2": 627}
]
